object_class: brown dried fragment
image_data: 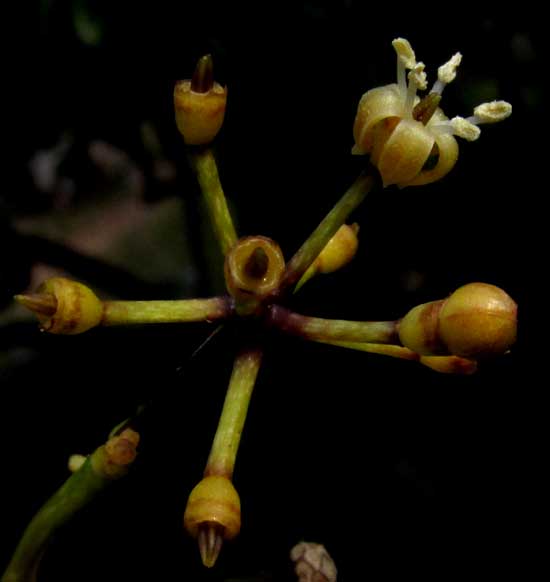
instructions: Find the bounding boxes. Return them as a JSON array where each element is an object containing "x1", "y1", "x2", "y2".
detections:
[{"x1": 290, "y1": 541, "x2": 337, "y2": 582}]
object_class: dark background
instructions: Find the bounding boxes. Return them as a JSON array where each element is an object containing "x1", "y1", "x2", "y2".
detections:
[{"x1": 1, "y1": 2, "x2": 542, "y2": 580}]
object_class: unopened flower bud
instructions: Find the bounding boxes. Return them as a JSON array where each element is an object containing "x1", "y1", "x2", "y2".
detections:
[
  {"x1": 174, "y1": 55, "x2": 227, "y2": 145},
  {"x1": 315, "y1": 223, "x2": 359, "y2": 274},
  {"x1": 295, "y1": 224, "x2": 360, "y2": 292},
  {"x1": 438, "y1": 282, "x2": 517, "y2": 358},
  {"x1": 398, "y1": 283, "x2": 517, "y2": 358}
]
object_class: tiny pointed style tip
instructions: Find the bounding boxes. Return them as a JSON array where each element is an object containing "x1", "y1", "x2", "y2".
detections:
[
  {"x1": 14, "y1": 293, "x2": 57, "y2": 316},
  {"x1": 198, "y1": 524, "x2": 224, "y2": 568},
  {"x1": 191, "y1": 54, "x2": 214, "y2": 93}
]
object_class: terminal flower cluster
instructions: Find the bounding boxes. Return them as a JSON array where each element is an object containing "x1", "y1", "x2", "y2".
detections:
[{"x1": 4, "y1": 39, "x2": 516, "y2": 580}]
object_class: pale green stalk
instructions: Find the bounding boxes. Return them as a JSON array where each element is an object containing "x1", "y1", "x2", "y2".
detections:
[
  {"x1": 102, "y1": 296, "x2": 231, "y2": 325},
  {"x1": 267, "y1": 305, "x2": 398, "y2": 344},
  {"x1": 316, "y1": 339, "x2": 477, "y2": 374},
  {"x1": 189, "y1": 148, "x2": 238, "y2": 255},
  {"x1": 205, "y1": 348, "x2": 263, "y2": 478}
]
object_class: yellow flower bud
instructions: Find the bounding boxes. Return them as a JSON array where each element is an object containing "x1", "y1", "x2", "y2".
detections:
[
  {"x1": 174, "y1": 55, "x2": 227, "y2": 145},
  {"x1": 16, "y1": 277, "x2": 103, "y2": 335},
  {"x1": 183, "y1": 475, "x2": 241, "y2": 567},
  {"x1": 315, "y1": 223, "x2": 359, "y2": 274},
  {"x1": 294, "y1": 224, "x2": 359, "y2": 292},
  {"x1": 398, "y1": 283, "x2": 517, "y2": 358},
  {"x1": 438, "y1": 282, "x2": 517, "y2": 358},
  {"x1": 352, "y1": 38, "x2": 511, "y2": 188}
]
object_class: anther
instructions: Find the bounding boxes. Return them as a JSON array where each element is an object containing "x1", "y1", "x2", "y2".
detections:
[{"x1": 471, "y1": 101, "x2": 512, "y2": 123}]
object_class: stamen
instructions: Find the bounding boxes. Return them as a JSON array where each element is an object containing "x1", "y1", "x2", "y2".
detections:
[
  {"x1": 432, "y1": 52, "x2": 462, "y2": 94},
  {"x1": 470, "y1": 100, "x2": 512, "y2": 123},
  {"x1": 393, "y1": 38, "x2": 416, "y2": 94},
  {"x1": 450, "y1": 117, "x2": 481, "y2": 141},
  {"x1": 431, "y1": 117, "x2": 480, "y2": 141},
  {"x1": 392, "y1": 38, "x2": 416, "y2": 68},
  {"x1": 405, "y1": 63, "x2": 426, "y2": 114},
  {"x1": 409, "y1": 63, "x2": 427, "y2": 90}
]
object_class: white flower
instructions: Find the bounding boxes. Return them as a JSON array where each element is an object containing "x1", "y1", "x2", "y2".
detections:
[{"x1": 352, "y1": 37, "x2": 512, "y2": 187}]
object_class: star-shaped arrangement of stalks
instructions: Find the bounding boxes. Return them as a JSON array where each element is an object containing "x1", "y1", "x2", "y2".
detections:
[{"x1": 4, "y1": 40, "x2": 517, "y2": 580}]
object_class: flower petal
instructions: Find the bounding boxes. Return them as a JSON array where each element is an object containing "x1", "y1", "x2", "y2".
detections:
[
  {"x1": 401, "y1": 131, "x2": 458, "y2": 187},
  {"x1": 352, "y1": 84, "x2": 404, "y2": 154},
  {"x1": 376, "y1": 118, "x2": 434, "y2": 187}
]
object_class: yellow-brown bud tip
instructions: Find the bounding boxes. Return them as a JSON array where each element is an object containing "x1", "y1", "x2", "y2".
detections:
[
  {"x1": 91, "y1": 428, "x2": 140, "y2": 480},
  {"x1": 104, "y1": 428, "x2": 140, "y2": 467},
  {"x1": 14, "y1": 293, "x2": 57, "y2": 317},
  {"x1": 18, "y1": 278, "x2": 104, "y2": 335},
  {"x1": 183, "y1": 475, "x2": 241, "y2": 547}
]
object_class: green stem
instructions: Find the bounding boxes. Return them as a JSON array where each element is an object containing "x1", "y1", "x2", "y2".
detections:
[
  {"x1": 205, "y1": 347, "x2": 263, "y2": 479},
  {"x1": 319, "y1": 340, "x2": 420, "y2": 359},
  {"x1": 267, "y1": 305, "x2": 398, "y2": 344},
  {"x1": 189, "y1": 148, "x2": 238, "y2": 255},
  {"x1": 2, "y1": 431, "x2": 139, "y2": 582},
  {"x1": 102, "y1": 296, "x2": 232, "y2": 325},
  {"x1": 279, "y1": 168, "x2": 378, "y2": 295}
]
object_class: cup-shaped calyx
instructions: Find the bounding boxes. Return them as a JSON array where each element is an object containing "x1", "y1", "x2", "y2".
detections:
[
  {"x1": 174, "y1": 54, "x2": 227, "y2": 145},
  {"x1": 352, "y1": 38, "x2": 512, "y2": 187},
  {"x1": 398, "y1": 282, "x2": 517, "y2": 358},
  {"x1": 183, "y1": 475, "x2": 241, "y2": 568},
  {"x1": 224, "y1": 236, "x2": 285, "y2": 314},
  {"x1": 16, "y1": 277, "x2": 103, "y2": 334}
]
